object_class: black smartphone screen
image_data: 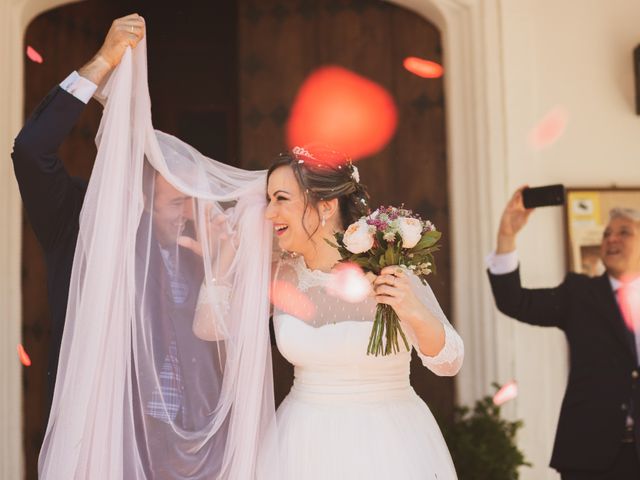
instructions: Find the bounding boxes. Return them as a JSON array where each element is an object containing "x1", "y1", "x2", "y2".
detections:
[{"x1": 522, "y1": 184, "x2": 565, "y2": 209}]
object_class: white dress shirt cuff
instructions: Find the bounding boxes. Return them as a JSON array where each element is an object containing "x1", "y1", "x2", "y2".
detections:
[
  {"x1": 59, "y1": 71, "x2": 98, "y2": 104},
  {"x1": 485, "y1": 250, "x2": 519, "y2": 275}
]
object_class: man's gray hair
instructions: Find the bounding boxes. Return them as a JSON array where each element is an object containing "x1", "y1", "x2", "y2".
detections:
[{"x1": 609, "y1": 207, "x2": 640, "y2": 223}]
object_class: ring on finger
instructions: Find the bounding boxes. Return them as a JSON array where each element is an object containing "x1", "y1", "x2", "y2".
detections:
[{"x1": 130, "y1": 25, "x2": 134, "y2": 33}]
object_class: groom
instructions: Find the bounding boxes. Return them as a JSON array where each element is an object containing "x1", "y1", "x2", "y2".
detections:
[{"x1": 13, "y1": 14, "x2": 223, "y2": 477}]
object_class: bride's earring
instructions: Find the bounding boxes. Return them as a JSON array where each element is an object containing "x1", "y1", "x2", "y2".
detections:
[{"x1": 321, "y1": 214, "x2": 326, "y2": 227}]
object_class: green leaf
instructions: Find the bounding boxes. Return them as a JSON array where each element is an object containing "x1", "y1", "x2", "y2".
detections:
[
  {"x1": 324, "y1": 238, "x2": 339, "y2": 249},
  {"x1": 375, "y1": 230, "x2": 385, "y2": 247},
  {"x1": 410, "y1": 231, "x2": 441, "y2": 251},
  {"x1": 352, "y1": 257, "x2": 370, "y2": 268},
  {"x1": 384, "y1": 246, "x2": 396, "y2": 266}
]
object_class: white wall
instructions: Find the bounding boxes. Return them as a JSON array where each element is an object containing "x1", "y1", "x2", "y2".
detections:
[{"x1": 498, "y1": 0, "x2": 640, "y2": 478}]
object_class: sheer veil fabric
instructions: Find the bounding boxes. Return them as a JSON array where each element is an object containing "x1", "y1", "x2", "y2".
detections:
[{"x1": 39, "y1": 40, "x2": 278, "y2": 479}]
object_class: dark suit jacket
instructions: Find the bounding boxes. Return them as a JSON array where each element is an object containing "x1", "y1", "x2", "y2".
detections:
[
  {"x1": 14, "y1": 85, "x2": 224, "y2": 475},
  {"x1": 11, "y1": 86, "x2": 88, "y2": 410},
  {"x1": 488, "y1": 268, "x2": 640, "y2": 472}
]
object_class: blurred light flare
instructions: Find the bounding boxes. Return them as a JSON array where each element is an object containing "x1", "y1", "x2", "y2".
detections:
[
  {"x1": 326, "y1": 263, "x2": 372, "y2": 303},
  {"x1": 17, "y1": 344, "x2": 32, "y2": 367},
  {"x1": 493, "y1": 380, "x2": 518, "y2": 406},
  {"x1": 270, "y1": 280, "x2": 316, "y2": 321},
  {"x1": 403, "y1": 57, "x2": 443, "y2": 79},
  {"x1": 26, "y1": 46, "x2": 43, "y2": 64},
  {"x1": 528, "y1": 106, "x2": 569, "y2": 150},
  {"x1": 286, "y1": 66, "x2": 398, "y2": 162},
  {"x1": 616, "y1": 283, "x2": 640, "y2": 332}
]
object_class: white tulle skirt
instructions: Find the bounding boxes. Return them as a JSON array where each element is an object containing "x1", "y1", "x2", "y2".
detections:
[{"x1": 261, "y1": 379, "x2": 457, "y2": 480}]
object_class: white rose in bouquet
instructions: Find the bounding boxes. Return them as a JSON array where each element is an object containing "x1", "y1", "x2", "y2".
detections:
[
  {"x1": 343, "y1": 219, "x2": 375, "y2": 254},
  {"x1": 397, "y1": 217, "x2": 422, "y2": 248}
]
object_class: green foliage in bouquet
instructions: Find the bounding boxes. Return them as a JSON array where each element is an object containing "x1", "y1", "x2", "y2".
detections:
[{"x1": 439, "y1": 386, "x2": 531, "y2": 480}]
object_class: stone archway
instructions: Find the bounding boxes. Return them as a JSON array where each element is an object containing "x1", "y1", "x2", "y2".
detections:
[{"x1": 0, "y1": 1, "x2": 563, "y2": 478}]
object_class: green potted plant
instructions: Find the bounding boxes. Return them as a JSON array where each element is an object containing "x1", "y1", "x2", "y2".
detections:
[{"x1": 440, "y1": 385, "x2": 531, "y2": 480}]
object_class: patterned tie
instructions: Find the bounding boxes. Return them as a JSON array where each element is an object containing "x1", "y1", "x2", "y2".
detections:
[
  {"x1": 146, "y1": 340, "x2": 184, "y2": 423},
  {"x1": 161, "y1": 248, "x2": 189, "y2": 305},
  {"x1": 145, "y1": 247, "x2": 187, "y2": 423}
]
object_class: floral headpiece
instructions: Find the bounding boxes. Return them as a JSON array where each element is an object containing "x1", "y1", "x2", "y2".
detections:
[
  {"x1": 348, "y1": 162, "x2": 360, "y2": 184},
  {"x1": 291, "y1": 146, "x2": 315, "y2": 164},
  {"x1": 291, "y1": 145, "x2": 359, "y2": 184}
]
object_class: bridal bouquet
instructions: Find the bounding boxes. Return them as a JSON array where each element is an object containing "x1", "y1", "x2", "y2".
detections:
[{"x1": 329, "y1": 206, "x2": 441, "y2": 356}]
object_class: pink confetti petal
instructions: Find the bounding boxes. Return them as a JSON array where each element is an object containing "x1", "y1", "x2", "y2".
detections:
[
  {"x1": 17, "y1": 344, "x2": 32, "y2": 367},
  {"x1": 528, "y1": 106, "x2": 569, "y2": 150},
  {"x1": 326, "y1": 263, "x2": 372, "y2": 303},
  {"x1": 403, "y1": 57, "x2": 443, "y2": 79},
  {"x1": 270, "y1": 280, "x2": 316, "y2": 322},
  {"x1": 26, "y1": 46, "x2": 43, "y2": 64},
  {"x1": 493, "y1": 380, "x2": 518, "y2": 406}
]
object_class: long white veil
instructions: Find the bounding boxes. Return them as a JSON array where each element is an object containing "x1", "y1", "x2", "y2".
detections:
[{"x1": 39, "y1": 39, "x2": 277, "y2": 479}]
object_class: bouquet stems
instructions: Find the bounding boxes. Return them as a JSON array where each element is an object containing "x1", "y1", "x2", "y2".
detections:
[{"x1": 367, "y1": 304, "x2": 410, "y2": 356}]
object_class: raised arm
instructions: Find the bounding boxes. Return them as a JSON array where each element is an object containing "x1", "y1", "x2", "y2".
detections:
[
  {"x1": 487, "y1": 186, "x2": 570, "y2": 329},
  {"x1": 11, "y1": 14, "x2": 145, "y2": 251},
  {"x1": 488, "y1": 267, "x2": 571, "y2": 329}
]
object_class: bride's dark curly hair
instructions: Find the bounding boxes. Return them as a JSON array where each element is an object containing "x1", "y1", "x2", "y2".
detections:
[{"x1": 267, "y1": 148, "x2": 370, "y2": 237}]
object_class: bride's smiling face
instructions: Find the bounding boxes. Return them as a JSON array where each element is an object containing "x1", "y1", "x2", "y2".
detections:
[{"x1": 265, "y1": 165, "x2": 322, "y2": 254}]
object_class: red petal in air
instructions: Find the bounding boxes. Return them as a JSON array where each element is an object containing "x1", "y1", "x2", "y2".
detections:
[
  {"x1": 26, "y1": 46, "x2": 44, "y2": 64},
  {"x1": 270, "y1": 280, "x2": 317, "y2": 322},
  {"x1": 17, "y1": 344, "x2": 32, "y2": 367},
  {"x1": 493, "y1": 380, "x2": 518, "y2": 406},
  {"x1": 403, "y1": 57, "x2": 443, "y2": 79},
  {"x1": 528, "y1": 106, "x2": 569, "y2": 150},
  {"x1": 287, "y1": 66, "x2": 398, "y2": 161},
  {"x1": 326, "y1": 263, "x2": 371, "y2": 303}
]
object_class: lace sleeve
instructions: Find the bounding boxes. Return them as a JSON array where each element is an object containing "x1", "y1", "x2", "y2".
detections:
[
  {"x1": 193, "y1": 282, "x2": 231, "y2": 341},
  {"x1": 401, "y1": 272, "x2": 464, "y2": 377}
]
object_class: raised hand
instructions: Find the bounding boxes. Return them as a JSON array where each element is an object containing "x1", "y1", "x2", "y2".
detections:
[
  {"x1": 178, "y1": 209, "x2": 231, "y2": 258},
  {"x1": 78, "y1": 13, "x2": 146, "y2": 85},
  {"x1": 177, "y1": 204, "x2": 237, "y2": 279},
  {"x1": 497, "y1": 186, "x2": 534, "y2": 253},
  {"x1": 97, "y1": 13, "x2": 146, "y2": 67}
]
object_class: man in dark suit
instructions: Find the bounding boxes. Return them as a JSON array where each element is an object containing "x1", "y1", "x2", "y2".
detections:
[
  {"x1": 13, "y1": 14, "x2": 223, "y2": 477},
  {"x1": 487, "y1": 186, "x2": 640, "y2": 479},
  {"x1": 12, "y1": 12, "x2": 146, "y2": 413}
]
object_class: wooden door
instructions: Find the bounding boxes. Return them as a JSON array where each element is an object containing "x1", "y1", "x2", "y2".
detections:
[{"x1": 238, "y1": 0, "x2": 453, "y2": 416}]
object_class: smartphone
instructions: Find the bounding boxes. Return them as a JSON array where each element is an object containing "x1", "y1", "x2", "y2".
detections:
[{"x1": 522, "y1": 184, "x2": 565, "y2": 209}]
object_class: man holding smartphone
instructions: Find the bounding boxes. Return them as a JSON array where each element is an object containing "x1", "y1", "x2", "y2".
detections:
[{"x1": 487, "y1": 186, "x2": 640, "y2": 479}]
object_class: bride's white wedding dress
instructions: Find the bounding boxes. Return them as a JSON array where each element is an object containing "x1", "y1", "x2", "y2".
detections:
[{"x1": 264, "y1": 255, "x2": 464, "y2": 480}]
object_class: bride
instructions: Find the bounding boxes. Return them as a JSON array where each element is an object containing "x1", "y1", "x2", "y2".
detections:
[
  {"x1": 253, "y1": 148, "x2": 463, "y2": 479},
  {"x1": 38, "y1": 22, "x2": 461, "y2": 479}
]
